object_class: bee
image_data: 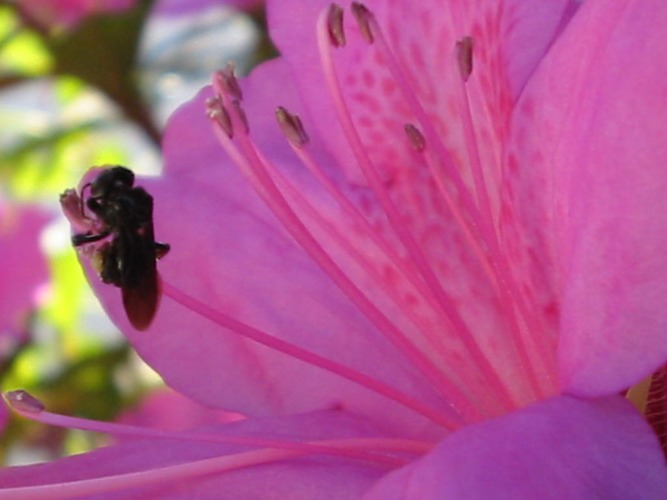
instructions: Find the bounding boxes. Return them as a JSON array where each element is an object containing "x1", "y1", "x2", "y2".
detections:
[{"x1": 70, "y1": 166, "x2": 169, "y2": 330}]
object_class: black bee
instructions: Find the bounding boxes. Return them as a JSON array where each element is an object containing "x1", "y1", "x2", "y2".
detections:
[{"x1": 71, "y1": 166, "x2": 170, "y2": 330}]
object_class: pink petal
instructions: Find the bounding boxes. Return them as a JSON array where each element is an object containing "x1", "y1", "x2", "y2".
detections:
[
  {"x1": 0, "y1": 411, "x2": 388, "y2": 498},
  {"x1": 505, "y1": 0, "x2": 667, "y2": 395},
  {"x1": 364, "y1": 395, "x2": 667, "y2": 499}
]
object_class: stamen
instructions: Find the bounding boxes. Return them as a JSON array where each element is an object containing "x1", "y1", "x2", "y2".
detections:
[
  {"x1": 326, "y1": 4, "x2": 346, "y2": 47},
  {"x1": 252, "y1": 143, "x2": 463, "y2": 380},
  {"x1": 0, "y1": 448, "x2": 380, "y2": 498},
  {"x1": 206, "y1": 97, "x2": 233, "y2": 138},
  {"x1": 453, "y1": 36, "x2": 495, "y2": 239},
  {"x1": 349, "y1": 7, "x2": 553, "y2": 397},
  {"x1": 455, "y1": 51, "x2": 555, "y2": 393},
  {"x1": 6, "y1": 397, "x2": 430, "y2": 466},
  {"x1": 214, "y1": 62, "x2": 243, "y2": 101},
  {"x1": 456, "y1": 36, "x2": 474, "y2": 82},
  {"x1": 162, "y1": 280, "x2": 460, "y2": 429},
  {"x1": 59, "y1": 189, "x2": 87, "y2": 230},
  {"x1": 350, "y1": 2, "x2": 374, "y2": 44},
  {"x1": 4, "y1": 390, "x2": 44, "y2": 414},
  {"x1": 277, "y1": 134, "x2": 494, "y2": 396},
  {"x1": 207, "y1": 77, "x2": 492, "y2": 420},
  {"x1": 316, "y1": 7, "x2": 517, "y2": 410},
  {"x1": 451, "y1": 39, "x2": 555, "y2": 391},
  {"x1": 226, "y1": 95, "x2": 489, "y2": 420},
  {"x1": 275, "y1": 107, "x2": 309, "y2": 147},
  {"x1": 404, "y1": 123, "x2": 425, "y2": 152}
]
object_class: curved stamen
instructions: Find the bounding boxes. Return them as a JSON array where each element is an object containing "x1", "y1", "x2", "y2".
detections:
[
  {"x1": 4, "y1": 391, "x2": 429, "y2": 466},
  {"x1": 317, "y1": 6, "x2": 517, "y2": 408},
  {"x1": 257, "y1": 146, "x2": 457, "y2": 367},
  {"x1": 218, "y1": 93, "x2": 488, "y2": 421},
  {"x1": 162, "y1": 281, "x2": 461, "y2": 429},
  {"x1": 0, "y1": 447, "x2": 388, "y2": 499},
  {"x1": 207, "y1": 74, "x2": 493, "y2": 421},
  {"x1": 279, "y1": 116, "x2": 462, "y2": 340},
  {"x1": 351, "y1": 4, "x2": 556, "y2": 395}
]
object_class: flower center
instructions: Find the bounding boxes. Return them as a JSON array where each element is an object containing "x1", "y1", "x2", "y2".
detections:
[{"x1": 202, "y1": 2, "x2": 559, "y2": 429}]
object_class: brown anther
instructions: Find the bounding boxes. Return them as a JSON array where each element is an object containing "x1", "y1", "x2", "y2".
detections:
[
  {"x1": 327, "y1": 4, "x2": 346, "y2": 47},
  {"x1": 351, "y1": 2, "x2": 374, "y2": 44},
  {"x1": 456, "y1": 36, "x2": 474, "y2": 82},
  {"x1": 4, "y1": 390, "x2": 45, "y2": 414},
  {"x1": 230, "y1": 99, "x2": 249, "y2": 135},
  {"x1": 404, "y1": 123, "x2": 425, "y2": 151},
  {"x1": 276, "y1": 106, "x2": 310, "y2": 147},
  {"x1": 59, "y1": 188, "x2": 87, "y2": 229},
  {"x1": 215, "y1": 62, "x2": 243, "y2": 101},
  {"x1": 206, "y1": 96, "x2": 233, "y2": 138}
]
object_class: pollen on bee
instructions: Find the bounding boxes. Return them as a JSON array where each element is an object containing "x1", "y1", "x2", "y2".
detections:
[{"x1": 91, "y1": 246, "x2": 106, "y2": 275}]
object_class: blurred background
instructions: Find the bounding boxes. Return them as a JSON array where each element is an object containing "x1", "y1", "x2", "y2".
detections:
[{"x1": 0, "y1": 0, "x2": 270, "y2": 465}]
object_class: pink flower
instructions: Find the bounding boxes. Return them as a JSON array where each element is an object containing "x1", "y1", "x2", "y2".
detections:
[
  {"x1": 3, "y1": 0, "x2": 667, "y2": 497},
  {"x1": 0, "y1": 199, "x2": 50, "y2": 433},
  {"x1": 0, "y1": 200, "x2": 49, "y2": 343},
  {"x1": 18, "y1": 0, "x2": 135, "y2": 30},
  {"x1": 153, "y1": 0, "x2": 263, "y2": 16}
]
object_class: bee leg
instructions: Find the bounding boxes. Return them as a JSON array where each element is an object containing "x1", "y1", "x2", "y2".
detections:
[
  {"x1": 72, "y1": 230, "x2": 111, "y2": 247},
  {"x1": 154, "y1": 242, "x2": 171, "y2": 259}
]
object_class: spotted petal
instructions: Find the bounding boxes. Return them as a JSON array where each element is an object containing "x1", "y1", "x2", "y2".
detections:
[{"x1": 505, "y1": 0, "x2": 667, "y2": 395}]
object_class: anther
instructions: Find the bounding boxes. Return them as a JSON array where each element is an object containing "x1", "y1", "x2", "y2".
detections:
[
  {"x1": 276, "y1": 106, "x2": 310, "y2": 147},
  {"x1": 206, "y1": 96, "x2": 233, "y2": 138},
  {"x1": 404, "y1": 123, "x2": 425, "y2": 152},
  {"x1": 351, "y1": 2, "x2": 374, "y2": 44},
  {"x1": 4, "y1": 390, "x2": 44, "y2": 414},
  {"x1": 215, "y1": 62, "x2": 243, "y2": 101},
  {"x1": 327, "y1": 4, "x2": 346, "y2": 47},
  {"x1": 59, "y1": 188, "x2": 88, "y2": 229},
  {"x1": 456, "y1": 36, "x2": 474, "y2": 82}
]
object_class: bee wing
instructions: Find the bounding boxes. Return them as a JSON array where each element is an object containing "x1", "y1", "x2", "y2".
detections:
[
  {"x1": 118, "y1": 224, "x2": 161, "y2": 331},
  {"x1": 122, "y1": 269, "x2": 160, "y2": 331}
]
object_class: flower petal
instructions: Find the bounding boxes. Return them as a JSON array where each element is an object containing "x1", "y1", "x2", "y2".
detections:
[
  {"x1": 364, "y1": 395, "x2": 667, "y2": 499},
  {"x1": 505, "y1": 0, "x2": 667, "y2": 395},
  {"x1": 0, "y1": 411, "x2": 389, "y2": 498}
]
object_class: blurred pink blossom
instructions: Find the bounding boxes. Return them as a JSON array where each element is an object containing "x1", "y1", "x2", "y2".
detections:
[
  {"x1": 153, "y1": 0, "x2": 263, "y2": 16},
  {"x1": 3, "y1": 0, "x2": 667, "y2": 497},
  {"x1": 18, "y1": 0, "x2": 135, "y2": 30},
  {"x1": 0, "y1": 199, "x2": 50, "y2": 433},
  {"x1": 0, "y1": 200, "x2": 49, "y2": 350}
]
